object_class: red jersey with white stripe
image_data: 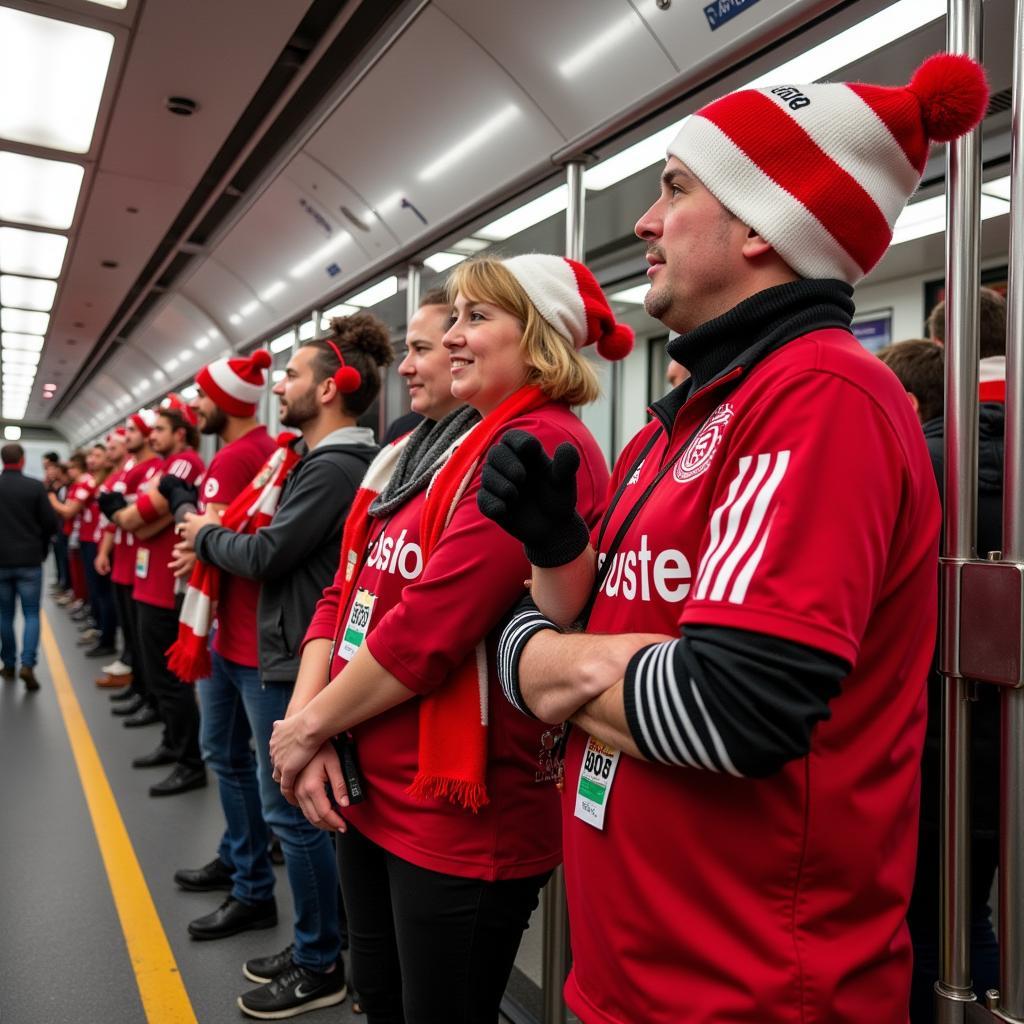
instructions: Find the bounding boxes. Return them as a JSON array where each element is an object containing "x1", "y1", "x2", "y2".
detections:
[
  {"x1": 112, "y1": 456, "x2": 160, "y2": 586},
  {"x1": 306, "y1": 405, "x2": 609, "y2": 880},
  {"x1": 70, "y1": 474, "x2": 101, "y2": 543},
  {"x1": 202, "y1": 426, "x2": 275, "y2": 667},
  {"x1": 133, "y1": 450, "x2": 205, "y2": 610},
  {"x1": 563, "y1": 329, "x2": 939, "y2": 1024}
]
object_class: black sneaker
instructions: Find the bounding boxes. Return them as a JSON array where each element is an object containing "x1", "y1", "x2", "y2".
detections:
[
  {"x1": 243, "y1": 944, "x2": 295, "y2": 984},
  {"x1": 238, "y1": 962, "x2": 347, "y2": 1019}
]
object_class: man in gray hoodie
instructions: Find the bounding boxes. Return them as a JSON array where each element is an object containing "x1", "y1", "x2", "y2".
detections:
[{"x1": 172, "y1": 315, "x2": 390, "y2": 1019}]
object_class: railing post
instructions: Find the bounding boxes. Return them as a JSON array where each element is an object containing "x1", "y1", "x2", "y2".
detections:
[
  {"x1": 998, "y1": 0, "x2": 1024, "y2": 1017},
  {"x1": 936, "y1": 0, "x2": 983, "y2": 1020}
]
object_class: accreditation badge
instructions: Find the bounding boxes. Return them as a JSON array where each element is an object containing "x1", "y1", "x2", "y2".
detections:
[
  {"x1": 339, "y1": 588, "x2": 376, "y2": 661},
  {"x1": 574, "y1": 735, "x2": 621, "y2": 831}
]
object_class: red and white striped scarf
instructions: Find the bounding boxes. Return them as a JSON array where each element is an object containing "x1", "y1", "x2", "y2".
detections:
[
  {"x1": 167, "y1": 433, "x2": 302, "y2": 683},
  {"x1": 332, "y1": 385, "x2": 548, "y2": 811}
]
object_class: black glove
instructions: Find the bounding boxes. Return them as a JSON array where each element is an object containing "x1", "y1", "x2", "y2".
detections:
[
  {"x1": 478, "y1": 429, "x2": 590, "y2": 568},
  {"x1": 158, "y1": 475, "x2": 199, "y2": 517},
  {"x1": 97, "y1": 491, "x2": 127, "y2": 520}
]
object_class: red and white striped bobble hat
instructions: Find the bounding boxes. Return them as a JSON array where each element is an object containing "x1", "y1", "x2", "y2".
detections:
[
  {"x1": 195, "y1": 349, "x2": 272, "y2": 417},
  {"x1": 105, "y1": 426, "x2": 127, "y2": 444},
  {"x1": 502, "y1": 254, "x2": 634, "y2": 360},
  {"x1": 127, "y1": 408, "x2": 157, "y2": 436},
  {"x1": 667, "y1": 53, "x2": 989, "y2": 284}
]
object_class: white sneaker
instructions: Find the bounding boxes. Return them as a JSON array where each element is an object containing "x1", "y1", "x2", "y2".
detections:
[{"x1": 101, "y1": 659, "x2": 131, "y2": 676}]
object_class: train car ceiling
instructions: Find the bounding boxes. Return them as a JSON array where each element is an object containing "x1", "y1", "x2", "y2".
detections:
[{"x1": 0, "y1": 0, "x2": 1014, "y2": 445}]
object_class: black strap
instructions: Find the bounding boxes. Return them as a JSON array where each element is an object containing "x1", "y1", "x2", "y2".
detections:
[{"x1": 580, "y1": 409, "x2": 720, "y2": 627}]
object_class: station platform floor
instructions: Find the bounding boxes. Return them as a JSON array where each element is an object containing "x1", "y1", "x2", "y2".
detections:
[{"x1": 0, "y1": 593, "x2": 368, "y2": 1024}]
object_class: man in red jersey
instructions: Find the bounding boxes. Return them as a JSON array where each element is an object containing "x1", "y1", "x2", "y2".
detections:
[
  {"x1": 94, "y1": 427, "x2": 131, "y2": 686},
  {"x1": 167, "y1": 350, "x2": 280, "y2": 943},
  {"x1": 110, "y1": 401, "x2": 206, "y2": 793},
  {"x1": 99, "y1": 412, "x2": 161, "y2": 708},
  {"x1": 482, "y1": 57, "x2": 988, "y2": 1023}
]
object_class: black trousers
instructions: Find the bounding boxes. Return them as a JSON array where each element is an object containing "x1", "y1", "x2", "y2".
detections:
[
  {"x1": 336, "y1": 823, "x2": 548, "y2": 1024},
  {"x1": 80, "y1": 541, "x2": 116, "y2": 647},
  {"x1": 112, "y1": 580, "x2": 134, "y2": 668},
  {"x1": 135, "y1": 598, "x2": 202, "y2": 769}
]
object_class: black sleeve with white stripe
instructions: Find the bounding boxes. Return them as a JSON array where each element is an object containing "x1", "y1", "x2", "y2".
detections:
[
  {"x1": 495, "y1": 593, "x2": 560, "y2": 719},
  {"x1": 622, "y1": 625, "x2": 849, "y2": 778}
]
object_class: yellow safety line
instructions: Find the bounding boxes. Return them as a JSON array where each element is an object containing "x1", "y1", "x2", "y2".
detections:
[{"x1": 40, "y1": 612, "x2": 198, "y2": 1024}]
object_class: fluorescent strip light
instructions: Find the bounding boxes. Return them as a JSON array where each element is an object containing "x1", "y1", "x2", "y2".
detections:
[
  {"x1": 372, "y1": 193, "x2": 404, "y2": 218},
  {"x1": 347, "y1": 277, "x2": 398, "y2": 307},
  {"x1": 610, "y1": 284, "x2": 651, "y2": 305},
  {"x1": 84, "y1": 0, "x2": 128, "y2": 8},
  {"x1": 1, "y1": 309, "x2": 49, "y2": 334},
  {"x1": 178, "y1": 348, "x2": 193, "y2": 361},
  {"x1": 1, "y1": 349, "x2": 40, "y2": 366},
  {"x1": 981, "y1": 175, "x2": 1012, "y2": 201},
  {"x1": 0, "y1": 227, "x2": 68, "y2": 278},
  {"x1": 450, "y1": 236, "x2": 491, "y2": 254},
  {"x1": 229, "y1": 314, "x2": 243, "y2": 326},
  {"x1": 269, "y1": 330, "x2": 295, "y2": 354},
  {"x1": 165, "y1": 357, "x2": 180, "y2": 372},
  {"x1": 0, "y1": 152, "x2": 84, "y2": 230},
  {"x1": 2, "y1": 333, "x2": 44, "y2": 352},
  {"x1": 419, "y1": 105, "x2": 520, "y2": 182},
  {"x1": 272, "y1": 370, "x2": 286, "y2": 383},
  {"x1": 0, "y1": 275, "x2": 57, "y2": 312},
  {"x1": 260, "y1": 281, "x2": 286, "y2": 302},
  {"x1": 889, "y1": 191, "x2": 1010, "y2": 246},
  {"x1": 584, "y1": 0, "x2": 946, "y2": 192},
  {"x1": 289, "y1": 233, "x2": 352, "y2": 279},
  {"x1": 322, "y1": 303, "x2": 359, "y2": 320},
  {"x1": 298, "y1": 320, "x2": 316, "y2": 341},
  {"x1": 559, "y1": 15, "x2": 640, "y2": 79},
  {"x1": 424, "y1": 252, "x2": 467, "y2": 273},
  {"x1": 239, "y1": 301, "x2": 259, "y2": 317},
  {"x1": 195, "y1": 333, "x2": 213, "y2": 350},
  {"x1": 0, "y1": 7, "x2": 114, "y2": 154},
  {"x1": 476, "y1": 185, "x2": 568, "y2": 242},
  {"x1": 3, "y1": 426, "x2": 21, "y2": 440}
]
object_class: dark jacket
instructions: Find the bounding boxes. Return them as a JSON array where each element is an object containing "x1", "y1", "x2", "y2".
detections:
[
  {"x1": 0, "y1": 469, "x2": 58, "y2": 567},
  {"x1": 919, "y1": 404, "x2": 1003, "y2": 840},
  {"x1": 194, "y1": 431, "x2": 376, "y2": 682}
]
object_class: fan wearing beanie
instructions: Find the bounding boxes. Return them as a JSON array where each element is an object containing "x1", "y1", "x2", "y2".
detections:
[
  {"x1": 478, "y1": 55, "x2": 988, "y2": 1024},
  {"x1": 268, "y1": 254, "x2": 624, "y2": 1021}
]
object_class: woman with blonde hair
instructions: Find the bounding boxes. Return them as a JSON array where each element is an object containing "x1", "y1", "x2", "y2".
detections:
[{"x1": 270, "y1": 254, "x2": 631, "y2": 1023}]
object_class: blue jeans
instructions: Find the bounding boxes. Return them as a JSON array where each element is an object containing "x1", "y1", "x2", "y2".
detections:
[
  {"x1": 0, "y1": 566, "x2": 42, "y2": 669},
  {"x1": 199, "y1": 651, "x2": 342, "y2": 971}
]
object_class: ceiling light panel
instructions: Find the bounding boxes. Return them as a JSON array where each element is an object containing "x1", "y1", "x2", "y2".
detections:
[
  {"x1": 1, "y1": 309, "x2": 49, "y2": 335},
  {"x1": 0, "y1": 227, "x2": 68, "y2": 278},
  {"x1": 0, "y1": 7, "x2": 115, "y2": 154},
  {"x1": 2, "y1": 349, "x2": 41, "y2": 366},
  {"x1": 347, "y1": 277, "x2": 398, "y2": 307},
  {"x1": 83, "y1": 0, "x2": 128, "y2": 8},
  {"x1": 476, "y1": 185, "x2": 568, "y2": 241},
  {"x1": 424, "y1": 252, "x2": 467, "y2": 273},
  {"x1": 0, "y1": 152, "x2": 84, "y2": 230},
  {"x1": 418, "y1": 105, "x2": 520, "y2": 182},
  {"x1": 2, "y1": 333, "x2": 45, "y2": 353},
  {"x1": 0, "y1": 275, "x2": 57, "y2": 312}
]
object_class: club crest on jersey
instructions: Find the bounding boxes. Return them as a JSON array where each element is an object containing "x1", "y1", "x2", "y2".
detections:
[{"x1": 674, "y1": 403, "x2": 734, "y2": 483}]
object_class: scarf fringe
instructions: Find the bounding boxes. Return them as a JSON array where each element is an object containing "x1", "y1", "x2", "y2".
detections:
[
  {"x1": 407, "y1": 772, "x2": 490, "y2": 813},
  {"x1": 166, "y1": 636, "x2": 211, "y2": 684}
]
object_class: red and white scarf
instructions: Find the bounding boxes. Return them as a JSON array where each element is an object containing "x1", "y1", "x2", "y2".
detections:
[
  {"x1": 167, "y1": 433, "x2": 302, "y2": 683},
  {"x1": 333, "y1": 385, "x2": 549, "y2": 811}
]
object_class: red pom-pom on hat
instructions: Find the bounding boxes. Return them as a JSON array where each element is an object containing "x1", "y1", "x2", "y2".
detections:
[
  {"x1": 250, "y1": 349, "x2": 273, "y2": 371},
  {"x1": 909, "y1": 52, "x2": 989, "y2": 143},
  {"x1": 597, "y1": 322, "x2": 635, "y2": 361}
]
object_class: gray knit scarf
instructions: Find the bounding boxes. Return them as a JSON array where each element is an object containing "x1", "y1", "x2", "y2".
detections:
[{"x1": 368, "y1": 405, "x2": 481, "y2": 519}]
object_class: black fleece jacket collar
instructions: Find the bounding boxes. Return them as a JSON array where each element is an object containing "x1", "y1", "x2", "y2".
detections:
[{"x1": 652, "y1": 279, "x2": 855, "y2": 428}]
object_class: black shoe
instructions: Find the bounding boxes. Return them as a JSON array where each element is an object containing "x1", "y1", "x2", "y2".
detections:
[
  {"x1": 188, "y1": 895, "x2": 277, "y2": 941},
  {"x1": 132, "y1": 745, "x2": 176, "y2": 768},
  {"x1": 19, "y1": 666, "x2": 39, "y2": 692},
  {"x1": 123, "y1": 705, "x2": 161, "y2": 728},
  {"x1": 150, "y1": 764, "x2": 207, "y2": 797},
  {"x1": 112, "y1": 694, "x2": 144, "y2": 716},
  {"x1": 243, "y1": 944, "x2": 296, "y2": 984},
  {"x1": 238, "y1": 961, "x2": 346, "y2": 1019},
  {"x1": 1, "y1": 665, "x2": 14, "y2": 680},
  {"x1": 109, "y1": 686, "x2": 136, "y2": 702},
  {"x1": 174, "y1": 856, "x2": 234, "y2": 893},
  {"x1": 85, "y1": 644, "x2": 117, "y2": 658},
  {"x1": 268, "y1": 832, "x2": 285, "y2": 866}
]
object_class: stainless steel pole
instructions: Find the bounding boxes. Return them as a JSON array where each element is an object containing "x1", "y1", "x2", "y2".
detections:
[
  {"x1": 539, "y1": 160, "x2": 588, "y2": 1024},
  {"x1": 565, "y1": 161, "x2": 585, "y2": 263},
  {"x1": 937, "y1": 0, "x2": 983, "y2": 1018},
  {"x1": 406, "y1": 262, "x2": 422, "y2": 325},
  {"x1": 999, "y1": 0, "x2": 1024, "y2": 1016}
]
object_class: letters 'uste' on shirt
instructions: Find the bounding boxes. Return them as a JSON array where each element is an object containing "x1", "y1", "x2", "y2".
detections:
[
  {"x1": 306, "y1": 404, "x2": 610, "y2": 882},
  {"x1": 201, "y1": 425, "x2": 276, "y2": 668},
  {"x1": 132, "y1": 450, "x2": 205, "y2": 609},
  {"x1": 560, "y1": 329, "x2": 940, "y2": 1024},
  {"x1": 69, "y1": 473, "x2": 100, "y2": 544}
]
